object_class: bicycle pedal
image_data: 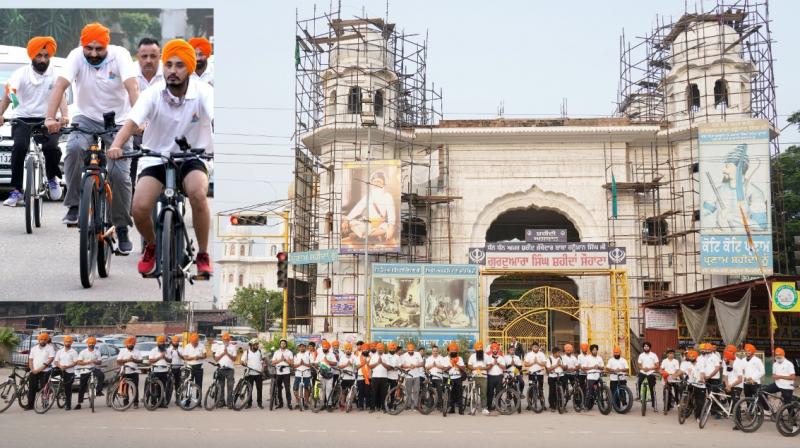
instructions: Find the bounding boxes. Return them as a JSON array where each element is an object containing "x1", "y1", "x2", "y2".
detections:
[{"x1": 141, "y1": 271, "x2": 160, "y2": 279}]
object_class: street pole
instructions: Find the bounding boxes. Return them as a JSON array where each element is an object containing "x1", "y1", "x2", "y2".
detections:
[
  {"x1": 363, "y1": 125, "x2": 371, "y2": 336},
  {"x1": 282, "y1": 210, "x2": 289, "y2": 339}
]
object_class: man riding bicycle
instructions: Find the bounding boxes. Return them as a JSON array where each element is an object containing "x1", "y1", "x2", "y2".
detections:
[
  {"x1": 606, "y1": 347, "x2": 629, "y2": 408},
  {"x1": 147, "y1": 335, "x2": 172, "y2": 408},
  {"x1": 75, "y1": 336, "x2": 105, "y2": 410},
  {"x1": 117, "y1": 336, "x2": 142, "y2": 408},
  {"x1": 767, "y1": 348, "x2": 796, "y2": 406},
  {"x1": 741, "y1": 343, "x2": 764, "y2": 399},
  {"x1": 636, "y1": 341, "x2": 659, "y2": 407},
  {"x1": 337, "y1": 342, "x2": 357, "y2": 402},
  {"x1": 45, "y1": 23, "x2": 138, "y2": 251},
  {"x1": 54, "y1": 335, "x2": 79, "y2": 410},
  {"x1": 107, "y1": 39, "x2": 213, "y2": 278},
  {"x1": 1, "y1": 36, "x2": 67, "y2": 207}
]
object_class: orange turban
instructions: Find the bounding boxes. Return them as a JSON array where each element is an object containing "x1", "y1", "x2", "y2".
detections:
[
  {"x1": 375, "y1": 342, "x2": 385, "y2": 351},
  {"x1": 344, "y1": 343, "x2": 352, "y2": 351},
  {"x1": 162, "y1": 39, "x2": 197, "y2": 75},
  {"x1": 744, "y1": 344, "x2": 756, "y2": 354},
  {"x1": 387, "y1": 342, "x2": 397, "y2": 351},
  {"x1": 723, "y1": 350, "x2": 735, "y2": 362},
  {"x1": 80, "y1": 23, "x2": 110, "y2": 47},
  {"x1": 188, "y1": 37, "x2": 212, "y2": 57},
  {"x1": 332, "y1": 340, "x2": 340, "y2": 348},
  {"x1": 189, "y1": 333, "x2": 199, "y2": 344},
  {"x1": 171, "y1": 335, "x2": 181, "y2": 344},
  {"x1": 37, "y1": 333, "x2": 49, "y2": 342},
  {"x1": 775, "y1": 348, "x2": 785, "y2": 357},
  {"x1": 27, "y1": 36, "x2": 56, "y2": 60},
  {"x1": 156, "y1": 335, "x2": 167, "y2": 344},
  {"x1": 86, "y1": 336, "x2": 97, "y2": 345},
  {"x1": 63, "y1": 336, "x2": 74, "y2": 344},
  {"x1": 447, "y1": 342, "x2": 458, "y2": 353},
  {"x1": 580, "y1": 343, "x2": 589, "y2": 352},
  {"x1": 124, "y1": 336, "x2": 136, "y2": 346}
]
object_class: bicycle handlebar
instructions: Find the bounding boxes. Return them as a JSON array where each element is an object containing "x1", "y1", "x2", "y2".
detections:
[{"x1": 60, "y1": 123, "x2": 119, "y2": 137}]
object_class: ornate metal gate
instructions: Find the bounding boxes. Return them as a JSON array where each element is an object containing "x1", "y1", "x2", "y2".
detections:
[{"x1": 488, "y1": 286, "x2": 580, "y2": 350}]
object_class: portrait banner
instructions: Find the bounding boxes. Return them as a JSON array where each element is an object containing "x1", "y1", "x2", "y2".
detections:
[{"x1": 340, "y1": 160, "x2": 401, "y2": 254}]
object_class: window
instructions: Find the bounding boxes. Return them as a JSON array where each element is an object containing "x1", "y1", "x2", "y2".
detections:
[
  {"x1": 374, "y1": 90, "x2": 384, "y2": 118},
  {"x1": 643, "y1": 281, "x2": 671, "y2": 298},
  {"x1": 401, "y1": 217, "x2": 427, "y2": 246},
  {"x1": 238, "y1": 275, "x2": 244, "y2": 287},
  {"x1": 228, "y1": 274, "x2": 233, "y2": 283},
  {"x1": 643, "y1": 217, "x2": 668, "y2": 245},
  {"x1": 347, "y1": 86, "x2": 362, "y2": 114},
  {"x1": 270, "y1": 245, "x2": 277, "y2": 256},
  {"x1": 714, "y1": 79, "x2": 728, "y2": 108},
  {"x1": 239, "y1": 246, "x2": 245, "y2": 256},
  {"x1": 328, "y1": 89, "x2": 336, "y2": 118},
  {"x1": 686, "y1": 83, "x2": 700, "y2": 112}
]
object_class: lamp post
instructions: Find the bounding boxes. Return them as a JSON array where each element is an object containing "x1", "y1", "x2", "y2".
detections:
[{"x1": 360, "y1": 91, "x2": 377, "y2": 332}]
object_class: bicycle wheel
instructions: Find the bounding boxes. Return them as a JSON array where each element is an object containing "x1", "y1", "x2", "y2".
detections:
[
  {"x1": 111, "y1": 379, "x2": 136, "y2": 412},
  {"x1": 733, "y1": 397, "x2": 764, "y2": 433},
  {"x1": 203, "y1": 382, "x2": 220, "y2": 411},
  {"x1": 178, "y1": 382, "x2": 200, "y2": 411},
  {"x1": 231, "y1": 379, "x2": 251, "y2": 411},
  {"x1": 89, "y1": 380, "x2": 96, "y2": 413},
  {"x1": 34, "y1": 386, "x2": 56, "y2": 414},
  {"x1": 418, "y1": 385, "x2": 437, "y2": 415},
  {"x1": 532, "y1": 385, "x2": 544, "y2": 414},
  {"x1": 96, "y1": 189, "x2": 112, "y2": 278},
  {"x1": 385, "y1": 385, "x2": 406, "y2": 415},
  {"x1": 442, "y1": 387, "x2": 450, "y2": 417},
  {"x1": 572, "y1": 385, "x2": 584, "y2": 413},
  {"x1": 79, "y1": 177, "x2": 98, "y2": 288},
  {"x1": 17, "y1": 377, "x2": 29, "y2": 410},
  {"x1": 612, "y1": 385, "x2": 633, "y2": 414},
  {"x1": 699, "y1": 398, "x2": 712, "y2": 429},
  {"x1": 678, "y1": 393, "x2": 692, "y2": 425},
  {"x1": 329, "y1": 384, "x2": 342, "y2": 412},
  {"x1": 144, "y1": 378, "x2": 164, "y2": 411},
  {"x1": 662, "y1": 384, "x2": 670, "y2": 415},
  {"x1": 0, "y1": 380, "x2": 17, "y2": 413},
  {"x1": 597, "y1": 386, "x2": 612, "y2": 415},
  {"x1": 344, "y1": 385, "x2": 356, "y2": 413},
  {"x1": 56, "y1": 386, "x2": 66, "y2": 409},
  {"x1": 640, "y1": 382, "x2": 648, "y2": 417},
  {"x1": 776, "y1": 402, "x2": 800, "y2": 437},
  {"x1": 495, "y1": 387, "x2": 521, "y2": 416},
  {"x1": 160, "y1": 209, "x2": 184, "y2": 301},
  {"x1": 24, "y1": 158, "x2": 35, "y2": 234},
  {"x1": 470, "y1": 386, "x2": 481, "y2": 415}
]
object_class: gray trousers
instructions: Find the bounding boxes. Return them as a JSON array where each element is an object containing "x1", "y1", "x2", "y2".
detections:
[
  {"x1": 407, "y1": 376, "x2": 420, "y2": 409},
  {"x1": 217, "y1": 367, "x2": 235, "y2": 406},
  {"x1": 63, "y1": 115, "x2": 133, "y2": 227}
]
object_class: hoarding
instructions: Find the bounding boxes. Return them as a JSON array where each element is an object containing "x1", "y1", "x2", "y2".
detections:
[{"x1": 340, "y1": 160, "x2": 401, "y2": 254}]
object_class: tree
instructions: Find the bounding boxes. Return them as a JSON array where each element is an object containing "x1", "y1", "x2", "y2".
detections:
[
  {"x1": 775, "y1": 113, "x2": 800, "y2": 272},
  {"x1": 228, "y1": 287, "x2": 283, "y2": 332}
]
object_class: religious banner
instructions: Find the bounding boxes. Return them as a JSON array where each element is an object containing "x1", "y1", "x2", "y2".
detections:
[
  {"x1": 473, "y1": 241, "x2": 624, "y2": 270},
  {"x1": 772, "y1": 282, "x2": 800, "y2": 313},
  {"x1": 340, "y1": 160, "x2": 401, "y2": 254},
  {"x1": 699, "y1": 121, "x2": 772, "y2": 274}
]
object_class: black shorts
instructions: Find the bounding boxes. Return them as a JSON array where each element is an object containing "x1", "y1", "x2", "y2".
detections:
[{"x1": 138, "y1": 159, "x2": 207, "y2": 186}]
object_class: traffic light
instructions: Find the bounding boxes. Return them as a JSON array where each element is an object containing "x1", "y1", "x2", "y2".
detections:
[
  {"x1": 229, "y1": 215, "x2": 268, "y2": 226},
  {"x1": 276, "y1": 252, "x2": 288, "y2": 289}
]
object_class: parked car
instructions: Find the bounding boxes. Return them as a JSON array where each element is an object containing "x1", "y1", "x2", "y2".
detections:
[
  {"x1": 88, "y1": 337, "x2": 124, "y2": 349},
  {"x1": 134, "y1": 342, "x2": 157, "y2": 365}
]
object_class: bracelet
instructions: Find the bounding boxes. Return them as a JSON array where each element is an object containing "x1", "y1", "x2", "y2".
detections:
[{"x1": 45, "y1": 117, "x2": 57, "y2": 121}]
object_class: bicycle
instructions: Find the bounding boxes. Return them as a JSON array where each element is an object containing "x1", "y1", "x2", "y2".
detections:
[
  {"x1": 6, "y1": 119, "x2": 53, "y2": 233},
  {"x1": 441, "y1": 374, "x2": 453, "y2": 417},
  {"x1": 462, "y1": 374, "x2": 482, "y2": 416},
  {"x1": 418, "y1": 373, "x2": 439, "y2": 415},
  {"x1": 584, "y1": 373, "x2": 612, "y2": 415},
  {"x1": 494, "y1": 371, "x2": 522, "y2": 415},
  {"x1": 204, "y1": 362, "x2": 233, "y2": 411},
  {"x1": 564, "y1": 373, "x2": 584, "y2": 413},
  {"x1": 677, "y1": 380, "x2": 699, "y2": 425},
  {"x1": 142, "y1": 366, "x2": 166, "y2": 411},
  {"x1": 269, "y1": 364, "x2": 292, "y2": 411},
  {"x1": 733, "y1": 383, "x2": 797, "y2": 433},
  {"x1": 638, "y1": 372, "x2": 657, "y2": 416},
  {"x1": 176, "y1": 365, "x2": 201, "y2": 411},
  {"x1": 80, "y1": 367, "x2": 102, "y2": 413},
  {"x1": 125, "y1": 138, "x2": 213, "y2": 301},
  {"x1": 699, "y1": 383, "x2": 739, "y2": 429},
  {"x1": 385, "y1": 368, "x2": 412, "y2": 415},
  {"x1": 776, "y1": 400, "x2": 800, "y2": 437},
  {"x1": 231, "y1": 366, "x2": 260, "y2": 411},
  {"x1": 108, "y1": 366, "x2": 137, "y2": 412},
  {"x1": 525, "y1": 373, "x2": 545, "y2": 413},
  {"x1": 60, "y1": 112, "x2": 123, "y2": 288},
  {"x1": 0, "y1": 365, "x2": 30, "y2": 413},
  {"x1": 662, "y1": 374, "x2": 681, "y2": 415},
  {"x1": 609, "y1": 373, "x2": 633, "y2": 414},
  {"x1": 312, "y1": 365, "x2": 341, "y2": 413},
  {"x1": 34, "y1": 369, "x2": 65, "y2": 414},
  {"x1": 342, "y1": 369, "x2": 358, "y2": 413}
]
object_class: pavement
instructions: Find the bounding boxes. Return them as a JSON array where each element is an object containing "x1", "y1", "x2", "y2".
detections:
[
  {"x1": 0, "y1": 366, "x2": 796, "y2": 448},
  {"x1": 0, "y1": 193, "x2": 213, "y2": 301}
]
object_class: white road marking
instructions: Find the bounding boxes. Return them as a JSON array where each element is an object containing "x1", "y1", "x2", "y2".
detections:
[{"x1": 299, "y1": 429, "x2": 326, "y2": 433}]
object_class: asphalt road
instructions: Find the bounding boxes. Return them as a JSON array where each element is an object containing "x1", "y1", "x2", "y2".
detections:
[
  {"x1": 0, "y1": 193, "x2": 213, "y2": 301},
  {"x1": 0, "y1": 366, "x2": 796, "y2": 448}
]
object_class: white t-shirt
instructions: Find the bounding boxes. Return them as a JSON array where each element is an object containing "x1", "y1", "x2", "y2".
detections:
[
  {"x1": 637, "y1": 352, "x2": 659, "y2": 374},
  {"x1": 679, "y1": 360, "x2": 693, "y2": 377},
  {"x1": 5, "y1": 64, "x2": 63, "y2": 118},
  {"x1": 724, "y1": 360, "x2": 743, "y2": 388},
  {"x1": 182, "y1": 343, "x2": 206, "y2": 366},
  {"x1": 148, "y1": 347, "x2": 170, "y2": 372},
  {"x1": 467, "y1": 353, "x2": 488, "y2": 377},
  {"x1": 661, "y1": 358, "x2": 680, "y2": 382},
  {"x1": 561, "y1": 354, "x2": 579, "y2": 373},
  {"x1": 585, "y1": 355, "x2": 604, "y2": 381},
  {"x1": 425, "y1": 355, "x2": 446, "y2": 379},
  {"x1": 212, "y1": 343, "x2": 237, "y2": 369},
  {"x1": 29, "y1": 343, "x2": 55, "y2": 372},
  {"x1": 577, "y1": 353, "x2": 589, "y2": 374},
  {"x1": 743, "y1": 356, "x2": 765, "y2": 384},
  {"x1": 293, "y1": 351, "x2": 311, "y2": 378},
  {"x1": 191, "y1": 68, "x2": 214, "y2": 86},
  {"x1": 117, "y1": 347, "x2": 142, "y2": 374},
  {"x1": 702, "y1": 353, "x2": 721, "y2": 380},
  {"x1": 772, "y1": 359, "x2": 796, "y2": 390},
  {"x1": 732, "y1": 357, "x2": 747, "y2": 389},
  {"x1": 61, "y1": 45, "x2": 137, "y2": 123},
  {"x1": 445, "y1": 356, "x2": 465, "y2": 379},
  {"x1": 401, "y1": 351, "x2": 424, "y2": 377},
  {"x1": 546, "y1": 355, "x2": 563, "y2": 378},
  {"x1": 54, "y1": 347, "x2": 79, "y2": 374},
  {"x1": 353, "y1": 354, "x2": 369, "y2": 380},
  {"x1": 687, "y1": 361, "x2": 705, "y2": 388},
  {"x1": 128, "y1": 78, "x2": 214, "y2": 171},
  {"x1": 136, "y1": 63, "x2": 163, "y2": 92},
  {"x1": 338, "y1": 353, "x2": 357, "y2": 380},
  {"x1": 77, "y1": 347, "x2": 102, "y2": 375},
  {"x1": 370, "y1": 353, "x2": 388, "y2": 378},
  {"x1": 524, "y1": 351, "x2": 546, "y2": 374},
  {"x1": 606, "y1": 357, "x2": 629, "y2": 381},
  {"x1": 503, "y1": 354, "x2": 521, "y2": 374},
  {"x1": 167, "y1": 345, "x2": 183, "y2": 367},
  {"x1": 486, "y1": 354, "x2": 506, "y2": 376},
  {"x1": 272, "y1": 349, "x2": 293, "y2": 374},
  {"x1": 242, "y1": 349, "x2": 263, "y2": 375},
  {"x1": 385, "y1": 353, "x2": 400, "y2": 380}
]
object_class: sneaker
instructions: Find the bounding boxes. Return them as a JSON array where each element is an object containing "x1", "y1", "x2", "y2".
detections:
[
  {"x1": 117, "y1": 226, "x2": 132, "y2": 254},
  {"x1": 48, "y1": 178, "x2": 62, "y2": 201},
  {"x1": 195, "y1": 252, "x2": 212, "y2": 276},
  {"x1": 3, "y1": 190, "x2": 22, "y2": 207},
  {"x1": 62, "y1": 206, "x2": 78, "y2": 225},
  {"x1": 138, "y1": 243, "x2": 157, "y2": 275},
  {"x1": 74, "y1": 404, "x2": 81, "y2": 410},
  {"x1": 482, "y1": 408, "x2": 490, "y2": 415}
]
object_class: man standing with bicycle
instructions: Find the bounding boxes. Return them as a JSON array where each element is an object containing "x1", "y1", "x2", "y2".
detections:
[
  {"x1": 75, "y1": 336, "x2": 104, "y2": 410},
  {"x1": 546, "y1": 346, "x2": 564, "y2": 412},
  {"x1": 26, "y1": 333, "x2": 55, "y2": 411},
  {"x1": 401, "y1": 342, "x2": 423, "y2": 411},
  {"x1": 523, "y1": 342, "x2": 546, "y2": 412},
  {"x1": 107, "y1": 39, "x2": 213, "y2": 278},
  {"x1": 241, "y1": 338, "x2": 264, "y2": 409},
  {"x1": 468, "y1": 342, "x2": 489, "y2": 415},
  {"x1": 54, "y1": 335, "x2": 79, "y2": 411},
  {"x1": 636, "y1": 341, "x2": 659, "y2": 409},
  {"x1": 767, "y1": 348, "x2": 796, "y2": 406},
  {"x1": 211, "y1": 332, "x2": 237, "y2": 408},
  {"x1": 445, "y1": 342, "x2": 466, "y2": 415},
  {"x1": 183, "y1": 333, "x2": 206, "y2": 395},
  {"x1": 583, "y1": 344, "x2": 603, "y2": 409},
  {"x1": 166, "y1": 335, "x2": 183, "y2": 403},
  {"x1": 45, "y1": 23, "x2": 138, "y2": 251},
  {"x1": 741, "y1": 343, "x2": 764, "y2": 399},
  {"x1": 148, "y1": 335, "x2": 172, "y2": 408},
  {"x1": 368, "y1": 342, "x2": 390, "y2": 413},
  {"x1": 117, "y1": 336, "x2": 143, "y2": 408},
  {"x1": 660, "y1": 348, "x2": 680, "y2": 412},
  {"x1": 337, "y1": 342, "x2": 357, "y2": 405},
  {"x1": 272, "y1": 338, "x2": 293, "y2": 410},
  {"x1": 1, "y1": 36, "x2": 67, "y2": 207},
  {"x1": 486, "y1": 342, "x2": 506, "y2": 414},
  {"x1": 353, "y1": 342, "x2": 371, "y2": 410}
]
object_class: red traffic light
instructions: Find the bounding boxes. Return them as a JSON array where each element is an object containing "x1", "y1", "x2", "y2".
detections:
[
  {"x1": 230, "y1": 215, "x2": 239, "y2": 225},
  {"x1": 277, "y1": 252, "x2": 287, "y2": 262}
]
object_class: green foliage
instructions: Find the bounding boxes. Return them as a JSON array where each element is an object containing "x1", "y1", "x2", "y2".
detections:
[
  {"x1": 775, "y1": 134, "x2": 800, "y2": 272},
  {"x1": 261, "y1": 335, "x2": 297, "y2": 355},
  {"x1": 0, "y1": 327, "x2": 20, "y2": 349},
  {"x1": 63, "y1": 302, "x2": 186, "y2": 327},
  {"x1": 228, "y1": 287, "x2": 283, "y2": 332}
]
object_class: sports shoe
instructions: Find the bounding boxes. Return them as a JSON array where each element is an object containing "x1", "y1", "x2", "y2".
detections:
[
  {"x1": 48, "y1": 178, "x2": 62, "y2": 201},
  {"x1": 62, "y1": 206, "x2": 78, "y2": 225},
  {"x1": 3, "y1": 190, "x2": 22, "y2": 207},
  {"x1": 138, "y1": 243, "x2": 157, "y2": 275},
  {"x1": 117, "y1": 226, "x2": 132, "y2": 254},
  {"x1": 482, "y1": 408, "x2": 490, "y2": 415},
  {"x1": 196, "y1": 252, "x2": 212, "y2": 276}
]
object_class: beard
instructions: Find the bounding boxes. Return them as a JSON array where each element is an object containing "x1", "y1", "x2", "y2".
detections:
[
  {"x1": 196, "y1": 59, "x2": 207, "y2": 71},
  {"x1": 85, "y1": 54, "x2": 106, "y2": 66},
  {"x1": 166, "y1": 75, "x2": 189, "y2": 93},
  {"x1": 32, "y1": 60, "x2": 49, "y2": 73}
]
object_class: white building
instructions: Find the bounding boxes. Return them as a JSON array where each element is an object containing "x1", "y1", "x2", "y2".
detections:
[{"x1": 217, "y1": 225, "x2": 285, "y2": 309}]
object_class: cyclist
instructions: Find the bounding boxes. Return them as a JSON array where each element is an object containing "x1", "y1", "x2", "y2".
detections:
[
  {"x1": 583, "y1": 344, "x2": 603, "y2": 409},
  {"x1": 353, "y1": 341, "x2": 371, "y2": 410},
  {"x1": 211, "y1": 332, "x2": 237, "y2": 408},
  {"x1": 767, "y1": 348, "x2": 796, "y2": 406},
  {"x1": 425, "y1": 344, "x2": 447, "y2": 412},
  {"x1": 147, "y1": 335, "x2": 172, "y2": 408},
  {"x1": 636, "y1": 341, "x2": 659, "y2": 408},
  {"x1": 660, "y1": 348, "x2": 680, "y2": 411},
  {"x1": 182, "y1": 333, "x2": 207, "y2": 394},
  {"x1": 577, "y1": 342, "x2": 590, "y2": 398},
  {"x1": 606, "y1": 347, "x2": 629, "y2": 409},
  {"x1": 54, "y1": 335, "x2": 79, "y2": 410},
  {"x1": 1, "y1": 36, "x2": 66, "y2": 207},
  {"x1": 26, "y1": 333, "x2": 55, "y2": 411},
  {"x1": 45, "y1": 22, "x2": 138, "y2": 248},
  {"x1": 503, "y1": 342, "x2": 523, "y2": 394},
  {"x1": 75, "y1": 336, "x2": 105, "y2": 410},
  {"x1": 117, "y1": 336, "x2": 142, "y2": 408},
  {"x1": 523, "y1": 341, "x2": 546, "y2": 411},
  {"x1": 188, "y1": 37, "x2": 214, "y2": 86},
  {"x1": 444, "y1": 342, "x2": 466, "y2": 415},
  {"x1": 272, "y1": 338, "x2": 293, "y2": 409},
  {"x1": 292, "y1": 342, "x2": 310, "y2": 409},
  {"x1": 338, "y1": 342, "x2": 357, "y2": 404},
  {"x1": 108, "y1": 39, "x2": 213, "y2": 278},
  {"x1": 546, "y1": 346, "x2": 563, "y2": 412},
  {"x1": 686, "y1": 349, "x2": 705, "y2": 421},
  {"x1": 166, "y1": 335, "x2": 184, "y2": 402},
  {"x1": 562, "y1": 344, "x2": 579, "y2": 399},
  {"x1": 131, "y1": 37, "x2": 163, "y2": 192},
  {"x1": 722, "y1": 348, "x2": 743, "y2": 407},
  {"x1": 467, "y1": 341, "x2": 489, "y2": 415},
  {"x1": 241, "y1": 338, "x2": 264, "y2": 409},
  {"x1": 400, "y1": 342, "x2": 423, "y2": 411},
  {"x1": 486, "y1": 342, "x2": 506, "y2": 413},
  {"x1": 741, "y1": 343, "x2": 764, "y2": 399}
]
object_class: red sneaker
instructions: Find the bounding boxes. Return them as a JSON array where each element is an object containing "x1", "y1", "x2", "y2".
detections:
[
  {"x1": 196, "y1": 252, "x2": 213, "y2": 276},
  {"x1": 138, "y1": 243, "x2": 157, "y2": 275}
]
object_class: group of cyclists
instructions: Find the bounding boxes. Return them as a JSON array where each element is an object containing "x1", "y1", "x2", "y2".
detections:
[
  {"x1": 19, "y1": 330, "x2": 797, "y2": 434},
  {"x1": 1, "y1": 22, "x2": 214, "y2": 280}
]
